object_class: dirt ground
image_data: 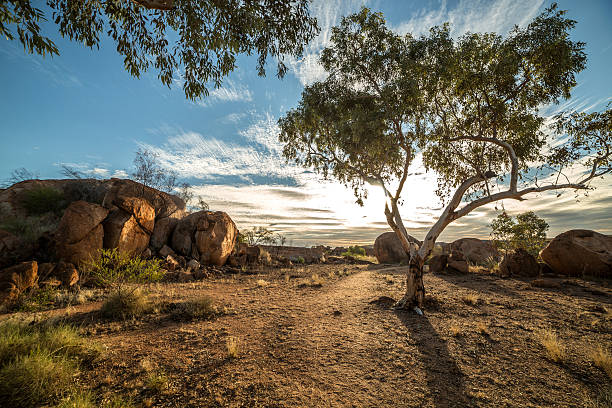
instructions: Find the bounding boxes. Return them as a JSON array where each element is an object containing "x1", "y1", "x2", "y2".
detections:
[{"x1": 4, "y1": 264, "x2": 612, "y2": 407}]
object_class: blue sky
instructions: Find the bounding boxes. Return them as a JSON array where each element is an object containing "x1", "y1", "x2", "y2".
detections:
[{"x1": 1, "y1": 0, "x2": 611, "y2": 246}]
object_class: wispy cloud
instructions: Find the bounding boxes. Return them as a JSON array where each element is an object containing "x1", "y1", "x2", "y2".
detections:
[
  {"x1": 139, "y1": 112, "x2": 302, "y2": 183},
  {"x1": 0, "y1": 42, "x2": 82, "y2": 87},
  {"x1": 197, "y1": 79, "x2": 253, "y2": 107},
  {"x1": 394, "y1": 0, "x2": 545, "y2": 38},
  {"x1": 288, "y1": 0, "x2": 369, "y2": 85}
]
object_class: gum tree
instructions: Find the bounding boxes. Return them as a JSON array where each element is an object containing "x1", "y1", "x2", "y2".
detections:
[
  {"x1": 278, "y1": 6, "x2": 611, "y2": 312},
  {"x1": 0, "y1": 0, "x2": 318, "y2": 99}
]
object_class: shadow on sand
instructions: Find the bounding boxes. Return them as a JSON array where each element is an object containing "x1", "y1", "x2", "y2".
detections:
[{"x1": 395, "y1": 310, "x2": 469, "y2": 408}]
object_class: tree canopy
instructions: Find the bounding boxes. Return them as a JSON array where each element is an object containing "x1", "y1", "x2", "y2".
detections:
[
  {"x1": 279, "y1": 5, "x2": 611, "y2": 310},
  {"x1": 1, "y1": 0, "x2": 318, "y2": 99}
]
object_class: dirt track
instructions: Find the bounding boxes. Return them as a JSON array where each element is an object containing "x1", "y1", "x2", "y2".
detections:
[{"x1": 9, "y1": 264, "x2": 612, "y2": 407}]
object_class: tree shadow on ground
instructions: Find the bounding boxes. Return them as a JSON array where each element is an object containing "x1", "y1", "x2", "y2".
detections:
[
  {"x1": 435, "y1": 271, "x2": 612, "y2": 304},
  {"x1": 394, "y1": 310, "x2": 470, "y2": 408}
]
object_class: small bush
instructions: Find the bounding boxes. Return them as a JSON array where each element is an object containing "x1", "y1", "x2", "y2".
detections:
[
  {"x1": 226, "y1": 337, "x2": 239, "y2": 359},
  {"x1": 11, "y1": 286, "x2": 58, "y2": 312},
  {"x1": 296, "y1": 256, "x2": 305, "y2": 264},
  {"x1": 173, "y1": 296, "x2": 217, "y2": 320},
  {"x1": 101, "y1": 288, "x2": 152, "y2": 319},
  {"x1": 20, "y1": 187, "x2": 66, "y2": 215},
  {"x1": 256, "y1": 279, "x2": 269, "y2": 287},
  {"x1": 536, "y1": 329, "x2": 565, "y2": 363},
  {"x1": 591, "y1": 347, "x2": 612, "y2": 380},
  {"x1": 450, "y1": 325, "x2": 462, "y2": 337},
  {"x1": 0, "y1": 213, "x2": 60, "y2": 244},
  {"x1": 81, "y1": 249, "x2": 165, "y2": 287}
]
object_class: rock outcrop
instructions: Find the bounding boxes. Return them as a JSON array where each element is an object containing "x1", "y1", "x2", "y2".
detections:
[
  {"x1": 427, "y1": 254, "x2": 448, "y2": 273},
  {"x1": 374, "y1": 232, "x2": 421, "y2": 264},
  {"x1": 0, "y1": 261, "x2": 38, "y2": 306},
  {"x1": 540, "y1": 230, "x2": 612, "y2": 278},
  {"x1": 499, "y1": 248, "x2": 539, "y2": 278},
  {"x1": 55, "y1": 201, "x2": 108, "y2": 265},
  {"x1": 451, "y1": 238, "x2": 499, "y2": 264},
  {"x1": 150, "y1": 217, "x2": 178, "y2": 251},
  {"x1": 171, "y1": 211, "x2": 237, "y2": 266}
]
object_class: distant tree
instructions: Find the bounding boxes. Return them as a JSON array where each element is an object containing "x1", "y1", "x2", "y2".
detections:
[
  {"x1": 175, "y1": 182, "x2": 193, "y2": 206},
  {"x1": 59, "y1": 164, "x2": 83, "y2": 179},
  {"x1": 242, "y1": 226, "x2": 276, "y2": 246},
  {"x1": 1, "y1": 167, "x2": 38, "y2": 188},
  {"x1": 1, "y1": 0, "x2": 318, "y2": 100},
  {"x1": 132, "y1": 148, "x2": 164, "y2": 189},
  {"x1": 490, "y1": 211, "x2": 549, "y2": 257},
  {"x1": 196, "y1": 196, "x2": 209, "y2": 211},
  {"x1": 276, "y1": 233, "x2": 287, "y2": 246},
  {"x1": 279, "y1": 6, "x2": 610, "y2": 312}
]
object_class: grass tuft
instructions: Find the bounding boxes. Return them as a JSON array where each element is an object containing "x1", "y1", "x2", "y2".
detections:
[
  {"x1": 591, "y1": 347, "x2": 612, "y2": 380},
  {"x1": 101, "y1": 288, "x2": 152, "y2": 319},
  {"x1": 462, "y1": 293, "x2": 479, "y2": 306},
  {"x1": 476, "y1": 322, "x2": 489, "y2": 335},
  {"x1": 226, "y1": 336, "x2": 239, "y2": 359},
  {"x1": 55, "y1": 390, "x2": 97, "y2": 408},
  {"x1": 0, "y1": 349, "x2": 76, "y2": 407},
  {"x1": 450, "y1": 325, "x2": 462, "y2": 337},
  {"x1": 256, "y1": 279, "x2": 269, "y2": 287},
  {"x1": 173, "y1": 295, "x2": 217, "y2": 320},
  {"x1": 535, "y1": 329, "x2": 565, "y2": 363},
  {"x1": 146, "y1": 370, "x2": 168, "y2": 394}
]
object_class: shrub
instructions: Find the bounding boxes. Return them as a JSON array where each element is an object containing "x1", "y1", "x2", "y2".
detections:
[
  {"x1": 101, "y1": 288, "x2": 152, "y2": 319},
  {"x1": 490, "y1": 211, "x2": 549, "y2": 257},
  {"x1": 296, "y1": 256, "x2": 305, "y2": 264},
  {"x1": 80, "y1": 249, "x2": 165, "y2": 287},
  {"x1": 342, "y1": 245, "x2": 367, "y2": 258},
  {"x1": 20, "y1": 187, "x2": 67, "y2": 215},
  {"x1": 0, "y1": 213, "x2": 60, "y2": 244},
  {"x1": 535, "y1": 329, "x2": 565, "y2": 363},
  {"x1": 0, "y1": 349, "x2": 76, "y2": 407},
  {"x1": 172, "y1": 296, "x2": 218, "y2": 320}
]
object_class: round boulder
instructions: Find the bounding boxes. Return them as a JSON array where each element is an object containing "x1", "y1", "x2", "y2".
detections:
[
  {"x1": 450, "y1": 238, "x2": 499, "y2": 264},
  {"x1": 499, "y1": 248, "x2": 539, "y2": 278},
  {"x1": 374, "y1": 232, "x2": 420, "y2": 264},
  {"x1": 55, "y1": 201, "x2": 108, "y2": 265},
  {"x1": 540, "y1": 230, "x2": 612, "y2": 278}
]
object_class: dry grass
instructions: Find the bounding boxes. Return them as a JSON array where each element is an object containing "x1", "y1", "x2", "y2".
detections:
[
  {"x1": 101, "y1": 288, "x2": 152, "y2": 319},
  {"x1": 299, "y1": 274, "x2": 326, "y2": 288},
  {"x1": 173, "y1": 295, "x2": 217, "y2": 320},
  {"x1": 477, "y1": 322, "x2": 489, "y2": 335},
  {"x1": 535, "y1": 329, "x2": 565, "y2": 363},
  {"x1": 462, "y1": 293, "x2": 480, "y2": 306},
  {"x1": 591, "y1": 347, "x2": 612, "y2": 380},
  {"x1": 226, "y1": 337, "x2": 239, "y2": 359},
  {"x1": 256, "y1": 279, "x2": 269, "y2": 287},
  {"x1": 450, "y1": 325, "x2": 462, "y2": 337}
]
